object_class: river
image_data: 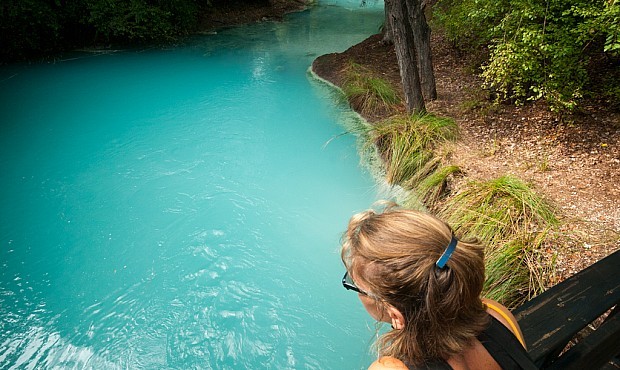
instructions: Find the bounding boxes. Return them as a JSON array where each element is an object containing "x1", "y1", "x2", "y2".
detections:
[{"x1": 0, "y1": 1, "x2": 384, "y2": 368}]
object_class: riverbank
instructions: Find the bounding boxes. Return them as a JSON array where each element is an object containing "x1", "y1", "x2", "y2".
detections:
[
  {"x1": 197, "y1": 0, "x2": 311, "y2": 33},
  {"x1": 312, "y1": 32, "x2": 620, "y2": 284}
]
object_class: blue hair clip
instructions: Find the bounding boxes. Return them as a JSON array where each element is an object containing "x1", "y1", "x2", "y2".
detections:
[{"x1": 436, "y1": 235, "x2": 458, "y2": 269}]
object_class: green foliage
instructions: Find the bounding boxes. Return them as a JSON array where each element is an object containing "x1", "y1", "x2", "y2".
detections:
[
  {"x1": 483, "y1": 240, "x2": 530, "y2": 306},
  {"x1": 440, "y1": 175, "x2": 558, "y2": 243},
  {"x1": 434, "y1": 0, "x2": 620, "y2": 111},
  {"x1": 601, "y1": 80, "x2": 620, "y2": 110},
  {"x1": 437, "y1": 175, "x2": 558, "y2": 306},
  {"x1": 1, "y1": 0, "x2": 270, "y2": 62},
  {"x1": 433, "y1": 0, "x2": 509, "y2": 49},
  {"x1": 85, "y1": 0, "x2": 200, "y2": 43},
  {"x1": 413, "y1": 164, "x2": 461, "y2": 205},
  {"x1": 370, "y1": 113, "x2": 458, "y2": 185},
  {"x1": 342, "y1": 62, "x2": 401, "y2": 116},
  {"x1": 0, "y1": 0, "x2": 62, "y2": 60}
]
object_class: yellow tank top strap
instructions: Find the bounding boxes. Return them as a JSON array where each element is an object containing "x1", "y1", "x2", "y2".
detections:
[{"x1": 484, "y1": 301, "x2": 526, "y2": 347}]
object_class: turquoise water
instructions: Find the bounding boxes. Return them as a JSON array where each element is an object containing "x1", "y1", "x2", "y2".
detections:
[{"x1": 0, "y1": 2, "x2": 385, "y2": 369}]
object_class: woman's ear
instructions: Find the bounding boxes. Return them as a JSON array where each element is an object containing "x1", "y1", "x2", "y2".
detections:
[{"x1": 386, "y1": 305, "x2": 405, "y2": 330}]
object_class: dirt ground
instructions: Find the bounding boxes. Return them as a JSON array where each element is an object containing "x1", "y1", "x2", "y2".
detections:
[{"x1": 312, "y1": 33, "x2": 620, "y2": 282}]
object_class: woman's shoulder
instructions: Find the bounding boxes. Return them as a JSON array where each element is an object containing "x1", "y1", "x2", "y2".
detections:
[
  {"x1": 482, "y1": 298, "x2": 516, "y2": 321},
  {"x1": 368, "y1": 356, "x2": 409, "y2": 370},
  {"x1": 368, "y1": 356, "x2": 453, "y2": 370},
  {"x1": 482, "y1": 298, "x2": 526, "y2": 348}
]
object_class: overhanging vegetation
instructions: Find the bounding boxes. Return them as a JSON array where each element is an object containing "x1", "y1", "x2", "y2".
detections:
[{"x1": 433, "y1": 0, "x2": 620, "y2": 111}]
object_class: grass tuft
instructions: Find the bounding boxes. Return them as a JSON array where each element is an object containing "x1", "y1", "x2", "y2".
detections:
[
  {"x1": 370, "y1": 113, "x2": 459, "y2": 185},
  {"x1": 483, "y1": 240, "x2": 530, "y2": 305},
  {"x1": 342, "y1": 62, "x2": 400, "y2": 116},
  {"x1": 414, "y1": 164, "x2": 461, "y2": 205},
  {"x1": 439, "y1": 175, "x2": 557, "y2": 244},
  {"x1": 438, "y1": 175, "x2": 558, "y2": 307}
]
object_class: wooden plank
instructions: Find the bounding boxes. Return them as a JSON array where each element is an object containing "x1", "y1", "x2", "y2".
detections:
[
  {"x1": 599, "y1": 354, "x2": 620, "y2": 370},
  {"x1": 546, "y1": 311, "x2": 620, "y2": 370},
  {"x1": 513, "y1": 250, "x2": 620, "y2": 366},
  {"x1": 599, "y1": 363, "x2": 620, "y2": 370}
]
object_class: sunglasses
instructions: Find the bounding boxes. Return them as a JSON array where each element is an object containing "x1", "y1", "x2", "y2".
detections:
[{"x1": 342, "y1": 271, "x2": 369, "y2": 296}]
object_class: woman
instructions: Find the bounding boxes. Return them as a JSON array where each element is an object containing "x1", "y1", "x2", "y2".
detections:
[{"x1": 340, "y1": 204, "x2": 536, "y2": 370}]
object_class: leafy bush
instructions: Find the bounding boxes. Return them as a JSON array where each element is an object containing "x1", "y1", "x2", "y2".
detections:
[
  {"x1": 433, "y1": 0, "x2": 509, "y2": 50},
  {"x1": 0, "y1": 0, "x2": 214, "y2": 62},
  {"x1": 85, "y1": 0, "x2": 201, "y2": 43},
  {"x1": 0, "y1": 0, "x2": 61, "y2": 61},
  {"x1": 434, "y1": 0, "x2": 620, "y2": 111}
]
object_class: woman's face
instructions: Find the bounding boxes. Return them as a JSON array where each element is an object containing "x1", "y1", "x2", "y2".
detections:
[{"x1": 354, "y1": 276, "x2": 390, "y2": 323}]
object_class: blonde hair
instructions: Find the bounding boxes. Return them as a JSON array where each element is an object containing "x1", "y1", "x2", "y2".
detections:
[{"x1": 341, "y1": 204, "x2": 488, "y2": 366}]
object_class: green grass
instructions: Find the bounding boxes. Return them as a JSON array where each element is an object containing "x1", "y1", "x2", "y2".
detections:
[
  {"x1": 483, "y1": 227, "x2": 555, "y2": 308},
  {"x1": 414, "y1": 164, "x2": 461, "y2": 205},
  {"x1": 439, "y1": 175, "x2": 557, "y2": 245},
  {"x1": 483, "y1": 240, "x2": 530, "y2": 306},
  {"x1": 437, "y1": 175, "x2": 558, "y2": 307},
  {"x1": 370, "y1": 113, "x2": 459, "y2": 185},
  {"x1": 341, "y1": 62, "x2": 400, "y2": 116}
]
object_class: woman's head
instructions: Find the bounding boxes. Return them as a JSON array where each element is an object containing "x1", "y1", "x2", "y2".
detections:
[{"x1": 341, "y1": 203, "x2": 488, "y2": 365}]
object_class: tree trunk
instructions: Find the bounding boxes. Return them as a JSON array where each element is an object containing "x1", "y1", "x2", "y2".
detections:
[
  {"x1": 386, "y1": 0, "x2": 425, "y2": 113},
  {"x1": 382, "y1": 0, "x2": 394, "y2": 44},
  {"x1": 405, "y1": 0, "x2": 436, "y2": 100}
]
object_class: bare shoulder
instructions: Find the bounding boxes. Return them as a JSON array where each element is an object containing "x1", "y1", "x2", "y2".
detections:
[{"x1": 368, "y1": 356, "x2": 409, "y2": 370}]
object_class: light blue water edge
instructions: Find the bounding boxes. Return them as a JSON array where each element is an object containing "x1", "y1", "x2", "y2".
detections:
[{"x1": 0, "y1": 1, "x2": 396, "y2": 369}]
